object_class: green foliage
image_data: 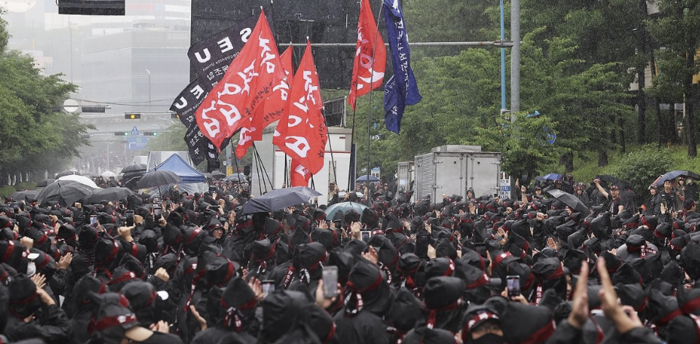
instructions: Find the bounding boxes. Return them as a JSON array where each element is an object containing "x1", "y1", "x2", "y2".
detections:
[
  {"x1": 147, "y1": 123, "x2": 188, "y2": 152},
  {"x1": 0, "y1": 186, "x2": 15, "y2": 199},
  {"x1": 604, "y1": 144, "x2": 671, "y2": 199},
  {"x1": 0, "y1": 14, "x2": 7, "y2": 53},
  {"x1": 475, "y1": 112, "x2": 563, "y2": 180},
  {"x1": 647, "y1": 0, "x2": 700, "y2": 156},
  {"x1": 15, "y1": 182, "x2": 36, "y2": 191},
  {"x1": 348, "y1": 46, "x2": 501, "y2": 178},
  {"x1": 403, "y1": 0, "x2": 498, "y2": 57},
  {"x1": 0, "y1": 16, "x2": 92, "y2": 179},
  {"x1": 520, "y1": 28, "x2": 636, "y2": 169}
]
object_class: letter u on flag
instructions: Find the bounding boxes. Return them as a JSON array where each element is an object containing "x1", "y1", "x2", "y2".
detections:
[
  {"x1": 383, "y1": 0, "x2": 421, "y2": 134},
  {"x1": 194, "y1": 10, "x2": 278, "y2": 151},
  {"x1": 274, "y1": 40, "x2": 327, "y2": 175},
  {"x1": 348, "y1": 0, "x2": 387, "y2": 111}
]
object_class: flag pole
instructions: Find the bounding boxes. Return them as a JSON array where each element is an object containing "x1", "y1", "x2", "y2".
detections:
[
  {"x1": 348, "y1": 68, "x2": 361, "y2": 193},
  {"x1": 366, "y1": 0, "x2": 384, "y2": 196}
]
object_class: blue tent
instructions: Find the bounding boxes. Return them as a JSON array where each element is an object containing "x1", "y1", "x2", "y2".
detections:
[{"x1": 154, "y1": 154, "x2": 206, "y2": 183}]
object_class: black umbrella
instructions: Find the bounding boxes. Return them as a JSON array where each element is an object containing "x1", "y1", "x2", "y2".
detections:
[
  {"x1": 138, "y1": 170, "x2": 182, "y2": 189},
  {"x1": 653, "y1": 170, "x2": 700, "y2": 187},
  {"x1": 9, "y1": 190, "x2": 39, "y2": 202},
  {"x1": 138, "y1": 170, "x2": 182, "y2": 199},
  {"x1": 122, "y1": 176, "x2": 142, "y2": 191},
  {"x1": 86, "y1": 187, "x2": 135, "y2": 204},
  {"x1": 55, "y1": 170, "x2": 81, "y2": 178},
  {"x1": 121, "y1": 164, "x2": 147, "y2": 174},
  {"x1": 225, "y1": 173, "x2": 246, "y2": 183},
  {"x1": 212, "y1": 171, "x2": 226, "y2": 179},
  {"x1": 546, "y1": 189, "x2": 590, "y2": 215},
  {"x1": 36, "y1": 180, "x2": 96, "y2": 206},
  {"x1": 36, "y1": 179, "x2": 55, "y2": 187},
  {"x1": 242, "y1": 187, "x2": 322, "y2": 214}
]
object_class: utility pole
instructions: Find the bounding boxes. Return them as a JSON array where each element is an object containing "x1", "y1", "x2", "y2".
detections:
[
  {"x1": 500, "y1": 0, "x2": 507, "y2": 114},
  {"x1": 510, "y1": 0, "x2": 521, "y2": 121}
]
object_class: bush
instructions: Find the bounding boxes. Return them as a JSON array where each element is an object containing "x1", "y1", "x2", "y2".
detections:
[
  {"x1": 607, "y1": 144, "x2": 671, "y2": 203},
  {"x1": 0, "y1": 186, "x2": 16, "y2": 199},
  {"x1": 16, "y1": 182, "x2": 36, "y2": 191}
]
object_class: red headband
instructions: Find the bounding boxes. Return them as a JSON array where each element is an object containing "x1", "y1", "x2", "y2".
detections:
[{"x1": 2, "y1": 240, "x2": 15, "y2": 262}]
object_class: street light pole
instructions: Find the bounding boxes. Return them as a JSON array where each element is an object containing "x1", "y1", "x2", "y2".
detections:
[
  {"x1": 500, "y1": 0, "x2": 507, "y2": 114},
  {"x1": 510, "y1": 0, "x2": 521, "y2": 121},
  {"x1": 145, "y1": 69, "x2": 151, "y2": 110},
  {"x1": 68, "y1": 21, "x2": 73, "y2": 83}
]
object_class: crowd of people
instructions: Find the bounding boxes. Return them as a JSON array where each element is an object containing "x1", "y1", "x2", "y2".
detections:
[{"x1": 1, "y1": 172, "x2": 700, "y2": 344}]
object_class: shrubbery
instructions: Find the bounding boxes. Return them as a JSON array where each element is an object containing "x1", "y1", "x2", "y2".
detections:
[{"x1": 607, "y1": 145, "x2": 671, "y2": 203}]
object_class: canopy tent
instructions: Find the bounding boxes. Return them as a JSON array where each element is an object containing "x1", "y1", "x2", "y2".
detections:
[
  {"x1": 143, "y1": 153, "x2": 207, "y2": 197},
  {"x1": 154, "y1": 154, "x2": 206, "y2": 183}
]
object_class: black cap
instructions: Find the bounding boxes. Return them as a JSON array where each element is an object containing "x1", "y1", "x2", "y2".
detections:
[
  {"x1": 612, "y1": 263, "x2": 642, "y2": 285},
  {"x1": 88, "y1": 292, "x2": 140, "y2": 344},
  {"x1": 387, "y1": 287, "x2": 423, "y2": 333},
  {"x1": 500, "y1": 302, "x2": 555, "y2": 344},
  {"x1": 681, "y1": 242, "x2": 700, "y2": 280},
  {"x1": 616, "y1": 283, "x2": 647, "y2": 312},
  {"x1": 424, "y1": 276, "x2": 464, "y2": 310},
  {"x1": 120, "y1": 281, "x2": 157, "y2": 312},
  {"x1": 648, "y1": 288, "x2": 681, "y2": 326},
  {"x1": 677, "y1": 285, "x2": 700, "y2": 316},
  {"x1": 461, "y1": 262, "x2": 501, "y2": 289},
  {"x1": 424, "y1": 257, "x2": 456, "y2": 280}
]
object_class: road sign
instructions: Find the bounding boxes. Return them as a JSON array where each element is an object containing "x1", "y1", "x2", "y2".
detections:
[
  {"x1": 131, "y1": 126, "x2": 139, "y2": 136},
  {"x1": 63, "y1": 99, "x2": 79, "y2": 113},
  {"x1": 499, "y1": 172, "x2": 511, "y2": 200},
  {"x1": 127, "y1": 136, "x2": 149, "y2": 150}
]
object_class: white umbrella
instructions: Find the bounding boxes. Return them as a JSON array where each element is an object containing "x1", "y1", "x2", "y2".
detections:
[
  {"x1": 57, "y1": 175, "x2": 100, "y2": 189},
  {"x1": 101, "y1": 171, "x2": 116, "y2": 179}
]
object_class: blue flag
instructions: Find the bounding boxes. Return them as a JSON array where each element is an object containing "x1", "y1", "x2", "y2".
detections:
[{"x1": 383, "y1": 0, "x2": 421, "y2": 134}]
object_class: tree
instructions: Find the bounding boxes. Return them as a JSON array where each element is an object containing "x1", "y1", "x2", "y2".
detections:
[
  {"x1": 518, "y1": 28, "x2": 635, "y2": 171},
  {"x1": 647, "y1": 0, "x2": 700, "y2": 157},
  {"x1": 475, "y1": 112, "x2": 562, "y2": 184},
  {"x1": 348, "y1": 47, "x2": 502, "y2": 179},
  {"x1": 147, "y1": 123, "x2": 188, "y2": 151},
  {"x1": 521, "y1": 0, "x2": 647, "y2": 164},
  {"x1": 0, "y1": 15, "x2": 92, "y2": 182}
]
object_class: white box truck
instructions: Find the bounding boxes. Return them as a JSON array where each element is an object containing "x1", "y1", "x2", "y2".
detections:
[
  {"x1": 414, "y1": 145, "x2": 501, "y2": 201},
  {"x1": 397, "y1": 161, "x2": 415, "y2": 193}
]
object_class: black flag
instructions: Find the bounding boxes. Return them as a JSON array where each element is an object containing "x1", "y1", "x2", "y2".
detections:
[
  {"x1": 184, "y1": 124, "x2": 207, "y2": 166},
  {"x1": 169, "y1": 78, "x2": 207, "y2": 128},
  {"x1": 187, "y1": 15, "x2": 257, "y2": 90}
]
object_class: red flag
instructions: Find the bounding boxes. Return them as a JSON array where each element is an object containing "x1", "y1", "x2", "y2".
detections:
[
  {"x1": 235, "y1": 46, "x2": 293, "y2": 158},
  {"x1": 280, "y1": 46, "x2": 294, "y2": 81},
  {"x1": 281, "y1": 48, "x2": 310, "y2": 188},
  {"x1": 195, "y1": 10, "x2": 282, "y2": 150},
  {"x1": 290, "y1": 159, "x2": 311, "y2": 187},
  {"x1": 348, "y1": 0, "x2": 386, "y2": 111},
  {"x1": 274, "y1": 40, "x2": 327, "y2": 174}
]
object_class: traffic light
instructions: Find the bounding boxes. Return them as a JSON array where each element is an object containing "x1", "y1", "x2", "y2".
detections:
[
  {"x1": 143, "y1": 131, "x2": 158, "y2": 136},
  {"x1": 125, "y1": 113, "x2": 141, "y2": 120},
  {"x1": 114, "y1": 132, "x2": 129, "y2": 136}
]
